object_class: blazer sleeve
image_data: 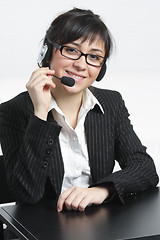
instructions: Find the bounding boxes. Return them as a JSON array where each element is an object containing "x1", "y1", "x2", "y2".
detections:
[
  {"x1": 90, "y1": 91, "x2": 159, "y2": 204},
  {"x1": 0, "y1": 94, "x2": 62, "y2": 204}
]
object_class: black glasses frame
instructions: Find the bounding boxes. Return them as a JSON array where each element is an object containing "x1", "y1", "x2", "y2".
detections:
[{"x1": 50, "y1": 42, "x2": 106, "y2": 67}]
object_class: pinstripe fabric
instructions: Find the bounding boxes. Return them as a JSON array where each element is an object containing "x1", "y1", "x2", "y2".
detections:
[{"x1": 0, "y1": 87, "x2": 159, "y2": 204}]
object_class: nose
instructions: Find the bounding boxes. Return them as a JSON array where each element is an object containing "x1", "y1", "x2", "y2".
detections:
[{"x1": 73, "y1": 55, "x2": 87, "y2": 70}]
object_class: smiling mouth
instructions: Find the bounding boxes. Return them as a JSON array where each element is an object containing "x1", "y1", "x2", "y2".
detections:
[{"x1": 66, "y1": 71, "x2": 85, "y2": 81}]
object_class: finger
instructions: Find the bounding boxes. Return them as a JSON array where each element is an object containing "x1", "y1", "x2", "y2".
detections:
[
  {"x1": 34, "y1": 67, "x2": 55, "y2": 77},
  {"x1": 64, "y1": 189, "x2": 82, "y2": 211},
  {"x1": 28, "y1": 68, "x2": 55, "y2": 85},
  {"x1": 78, "y1": 187, "x2": 109, "y2": 211},
  {"x1": 68, "y1": 191, "x2": 86, "y2": 211},
  {"x1": 27, "y1": 75, "x2": 56, "y2": 91},
  {"x1": 57, "y1": 187, "x2": 75, "y2": 212},
  {"x1": 34, "y1": 76, "x2": 56, "y2": 89},
  {"x1": 27, "y1": 73, "x2": 53, "y2": 87},
  {"x1": 78, "y1": 196, "x2": 92, "y2": 212}
]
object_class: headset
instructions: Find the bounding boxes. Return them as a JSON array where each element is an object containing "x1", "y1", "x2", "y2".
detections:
[{"x1": 37, "y1": 41, "x2": 107, "y2": 82}]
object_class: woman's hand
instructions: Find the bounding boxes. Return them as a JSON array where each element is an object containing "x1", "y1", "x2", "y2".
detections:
[
  {"x1": 26, "y1": 67, "x2": 56, "y2": 120},
  {"x1": 57, "y1": 186, "x2": 109, "y2": 212}
]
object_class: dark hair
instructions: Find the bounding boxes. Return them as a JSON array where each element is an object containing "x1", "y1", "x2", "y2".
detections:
[{"x1": 43, "y1": 8, "x2": 113, "y2": 64}]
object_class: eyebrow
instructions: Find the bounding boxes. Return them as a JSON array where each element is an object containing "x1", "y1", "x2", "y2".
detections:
[{"x1": 69, "y1": 42, "x2": 104, "y2": 54}]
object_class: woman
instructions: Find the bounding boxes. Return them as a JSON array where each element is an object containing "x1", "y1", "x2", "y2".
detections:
[{"x1": 0, "y1": 8, "x2": 159, "y2": 212}]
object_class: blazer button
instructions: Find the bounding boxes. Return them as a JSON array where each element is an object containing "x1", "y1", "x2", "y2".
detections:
[
  {"x1": 48, "y1": 139, "x2": 54, "y2": 146},
  {"x1": 45, "y1": 148, "x2": 51, "y2": 154},
  {"x1": 42, "y1": 161, "x2": 48, "y2": 169}
]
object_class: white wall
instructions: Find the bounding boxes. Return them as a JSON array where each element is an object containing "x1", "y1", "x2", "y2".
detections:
[{"x1": 0, "y1": 0, "x2": 160, "y2": 181}]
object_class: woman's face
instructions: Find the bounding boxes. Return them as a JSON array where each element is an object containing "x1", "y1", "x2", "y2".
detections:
[{"x1": 49, "y1": 36, "x2": 105, "y2": 94}]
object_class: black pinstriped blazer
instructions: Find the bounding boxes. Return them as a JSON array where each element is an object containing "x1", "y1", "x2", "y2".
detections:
[{"x1": 0, "y1": 87, "x2": 159, "y2": 204}]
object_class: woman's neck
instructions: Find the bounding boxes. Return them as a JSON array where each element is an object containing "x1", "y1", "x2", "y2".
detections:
[{"x1": 51, "y1": 86, "x2": 84, "y2": 129}]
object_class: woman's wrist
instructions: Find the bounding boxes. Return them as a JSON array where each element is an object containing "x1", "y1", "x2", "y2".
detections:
[
  {"x1": 93, "y1": 186, "x2": 109, "y2": 201},
  {"x1": 34, "y1": 109, "x2": 48, "y2": 121}
]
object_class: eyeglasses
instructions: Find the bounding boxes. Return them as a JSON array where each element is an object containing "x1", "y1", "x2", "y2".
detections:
[{"x1": 51, "y1": 42, "x2": 106, "y2": 67}]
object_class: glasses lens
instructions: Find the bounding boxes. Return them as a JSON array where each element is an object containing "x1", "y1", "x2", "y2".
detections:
[
  {"x1": 87, "y1": 54, "x2": 104, "y2": 67},
  {"x1": 62, "y1": 46, "x2": 80, "y2": 59}
]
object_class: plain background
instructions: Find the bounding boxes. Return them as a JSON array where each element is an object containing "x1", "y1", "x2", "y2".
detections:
[{"x1": 0, "y1": 0, "x2": 160, "y2": 183}]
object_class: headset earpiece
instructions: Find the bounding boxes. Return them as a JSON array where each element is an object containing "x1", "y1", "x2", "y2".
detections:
[
  {"x1": 37, "y1": 41, "x2": 52, "y2": 67},
  {"x1": 96, "y1": 63, "x2": 107, "y2": 81},
  {"x1": 37, "y1": 44, "x2": 48, "y2": 67}
]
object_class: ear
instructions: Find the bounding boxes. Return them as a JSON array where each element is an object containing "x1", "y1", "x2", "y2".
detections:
[{"x1": 96, "y1": 63, "x2": 107, "y2": 81}]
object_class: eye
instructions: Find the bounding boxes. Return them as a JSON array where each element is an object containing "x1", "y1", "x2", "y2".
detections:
[
  {"x1": 88, "y1": 54, "x2": 100, "y2": 61},
  {"x1": 64, "y1": 47, "x2": 78, "y2": 54}
]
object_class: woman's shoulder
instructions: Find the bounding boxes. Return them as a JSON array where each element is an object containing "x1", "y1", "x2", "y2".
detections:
[
  {"x1": 90, "y1": 86, "x2": 124, "y2": 110},
  {"x1": 0, "y1": 91, "x2": 31, "y2": 115},
  {"x1": 1, "y1": 91, "x2": 28, "y2": 105},
  {"x1": 91, "y1": 86, "x2": 121, "y2": 98}
]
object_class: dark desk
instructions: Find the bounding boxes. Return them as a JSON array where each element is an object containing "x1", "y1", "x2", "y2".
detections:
[{"x1": 0, "y1": 187, "x2": 160, "y2": 240}]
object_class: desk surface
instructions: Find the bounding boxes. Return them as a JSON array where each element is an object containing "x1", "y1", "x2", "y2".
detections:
[{"x1": 0, "y1": 187, "x2": 160, "y2": 240}]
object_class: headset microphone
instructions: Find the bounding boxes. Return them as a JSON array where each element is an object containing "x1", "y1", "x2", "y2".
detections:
[{"x1": 53, "y1": 75, "x2": 75, "y2": 87}]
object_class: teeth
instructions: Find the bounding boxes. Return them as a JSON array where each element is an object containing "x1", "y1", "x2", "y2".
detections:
[{"x1": 69, "y1": 73, "x2": 82, "y2": 79}]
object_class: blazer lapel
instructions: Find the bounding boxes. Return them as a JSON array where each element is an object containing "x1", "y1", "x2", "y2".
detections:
[{"x1": 85, "y1": 103, "x2": 115, "y2": 184}]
